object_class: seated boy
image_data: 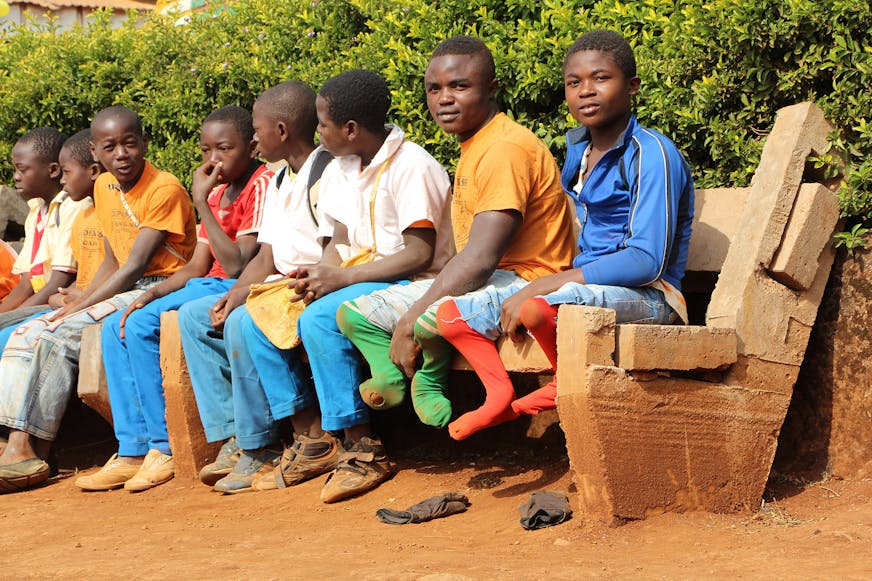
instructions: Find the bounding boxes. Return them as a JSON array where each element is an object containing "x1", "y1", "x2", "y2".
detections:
[
  {"x1": 75, "y1": 106, "x2": 272, "y2": 492},
  {"x1": 207, "y1": 69, "x2": 452, "y2": 498},
  {"x1": 0, "y1": 129, "x2": 104, "y2": 349},
  {"x1": 176, "y1": 81, "x2": 333, "y2": 487},
  {"x1": 0, "y1": 127, "x2": 89, "y2": 326},
  {"x1": 337, "y1": 36, "x2": 575, "y2": 442},
  {"x1": 0, "y1": 106, "x2": 196, "y2": 492},
  {"x1": 500, "y1": 29, "x2": 694, "y2": 415}
]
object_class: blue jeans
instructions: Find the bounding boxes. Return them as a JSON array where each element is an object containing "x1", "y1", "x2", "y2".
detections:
[
  {"x1": 223, "y1": 304, "x2": 315, "y2": 449},
  {"x1": 0, "y1": 308, "x2": 51, "y2": 349},
  {"x1": 541, "y1": 282, "x2": 677, "y2": 324},
  {"x1": 0, "y1": 288, "x2": 152, "y2": 440},
  {"x1": 102, "y1": 277, "x2": 235, "y2": 457},
  {"x1": 178, "y1": 296, "x2": 314, "y2": 449},
  {"x1": 297, "y1": 282, "x2": 398, "y2": 432}
]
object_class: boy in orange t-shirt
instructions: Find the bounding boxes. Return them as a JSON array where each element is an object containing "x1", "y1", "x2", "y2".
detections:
[{"x1": 0, "y1": 107, "x2": 195, "y2": 492}]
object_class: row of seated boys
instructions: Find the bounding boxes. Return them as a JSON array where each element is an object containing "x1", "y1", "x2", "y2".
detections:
[{"x1": 0, "y1": 30, "x2": 694, "y2": 505}]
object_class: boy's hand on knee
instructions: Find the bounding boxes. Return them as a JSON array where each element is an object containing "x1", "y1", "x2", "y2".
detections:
[
  {"x1": 119, "y1": 289, "x2": 157, "y2": 339},
  {"x1": 501, "y1": 289, "x2": 533, "y2": 343},
  {"x1": 390, "y1": 317, "x2": 420, "y2": 378}
]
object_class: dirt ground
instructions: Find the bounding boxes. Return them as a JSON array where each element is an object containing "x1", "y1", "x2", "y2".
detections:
[{"x1": 2, "y1": 427, "x2": 871, "y2": 580}]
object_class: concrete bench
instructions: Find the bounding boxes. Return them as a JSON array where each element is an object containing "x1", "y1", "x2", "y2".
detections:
[{"x1": 77, "y1": 102, "x2": 840, "y2": 524}]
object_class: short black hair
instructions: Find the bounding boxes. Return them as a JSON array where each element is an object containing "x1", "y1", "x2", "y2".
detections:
[
  {"x1": 17, "y1": 127, "x2": 65, "y2": 163},
  {"x1": 431, "y1": 35, "x2": 496, "y2": 83},
  {"x1": 318, "y1": 69, "x2": 390, "y2": 133},
  {"x1": 565, "y1": 29, "x2": 636, "y2": 78},
  {"x1": 61, "y1": 129, "x2": 96, "y2": 168},
  {"x1": 91, "y1": 106, "x2": 144, "y2": 137},
  {"x1": 255, "y1": 81, "x2": 318, "y2": 139},
  {"x1": 204, "y1": 105, "x2": 254, "y2": 142}
]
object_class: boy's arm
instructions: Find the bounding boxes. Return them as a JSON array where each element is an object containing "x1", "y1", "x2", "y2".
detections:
[
  {"x1": 117, "y1": 241, "x2": 214, "y2": 337},
  {"x1": 389, "y1": 209, "x2": 521, "y2": 377},
  {"x1": 18, "y1": 269, "x2": 76, "y2": 309},
  {"x1": 0, "y1": 274, "x2": 35, "y2": 313},
  {"x1": 192, "y1": 162, "x2": 260, "y2": 278},
  {"x1": 209, "y1": 242, "x2": 277, "y2": 331},
  {"x1": 56, "y1": 227, "x2": 167, "y2": 317},
  {"x1": 293, "y1": 228, "x2": 435, "y2": 302}
]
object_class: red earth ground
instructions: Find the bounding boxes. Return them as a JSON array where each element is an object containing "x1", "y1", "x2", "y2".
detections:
[{"x1": 1, "y1": 406, "x2": 870, "y2": 580}]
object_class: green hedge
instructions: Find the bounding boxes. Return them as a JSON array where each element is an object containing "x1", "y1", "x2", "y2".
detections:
[{"x1": 1, "y1": 0, "x2": 869, "y2": 237}]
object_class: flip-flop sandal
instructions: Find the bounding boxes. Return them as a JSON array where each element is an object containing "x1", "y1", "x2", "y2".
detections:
[{"x1": 0, "y1": 458, "x2": 50, "y2": 493}]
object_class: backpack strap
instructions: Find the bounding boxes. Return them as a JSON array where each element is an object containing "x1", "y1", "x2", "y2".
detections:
[{"x1": 304, "y1": 149, "x2": 334, "y2": 227}]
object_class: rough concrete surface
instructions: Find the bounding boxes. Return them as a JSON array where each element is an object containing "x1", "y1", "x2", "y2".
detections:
[
  {"x1": 776, "y1": 247, "x2": 872, "y2": 479},
  {"x1": 615, "y1": 324, "x2": 736, "y2": 370}
]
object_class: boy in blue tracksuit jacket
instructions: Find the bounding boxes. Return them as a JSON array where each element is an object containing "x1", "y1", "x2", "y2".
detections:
[{"x1": 497, "y1": 29, "x2": 695, "y2": 416}]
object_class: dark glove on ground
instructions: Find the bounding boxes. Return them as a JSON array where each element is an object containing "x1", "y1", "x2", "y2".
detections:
[
  {"x1": 376, "y1": 492, "x2": 470, "y2": 525},
  {"x1": 518, "y1": 490, "x2": 572, "y2": 530}
]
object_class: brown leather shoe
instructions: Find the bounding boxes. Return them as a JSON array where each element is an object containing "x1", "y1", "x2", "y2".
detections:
[
  {"x1": 124, "y1": 449, "x2": 174, "y2": 492},
  {"x1": 253, "y1": 432, "x2": 343, "y2": 491}
]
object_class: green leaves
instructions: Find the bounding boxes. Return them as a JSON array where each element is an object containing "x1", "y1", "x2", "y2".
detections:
[{"x1": 0, "y1": 0, "x2": 868, "y2": 238}]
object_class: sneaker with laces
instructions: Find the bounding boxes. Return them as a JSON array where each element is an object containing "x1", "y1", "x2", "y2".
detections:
[
  {"x1": 124, "y1": 449, "x2": 174, "y2": 492},
  {"x1": 212, "y1": 446, "x2": 281, "y2": 495},
  {"x1": 198, "y1": 437, "x2": 242, "y2": 486},
  {"x1": 75, "y1": 453, "x2": 141, "y2": 491},
  {"x1": 320, "y1": 436, "x2": 395, "y2": 503},
  {"x1": 253, "y1": 432, "x2": 343, "y2": 491}
]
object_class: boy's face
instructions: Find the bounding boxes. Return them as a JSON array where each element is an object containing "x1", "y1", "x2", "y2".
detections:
[
  {"x1": 424, "y1": 53, "x2": 497, "y2": 142},
  {"x1": 11, "y1": 141, "x2": 59, "y2": 200},
  {"x1": 252, "y1": 102, "x2": 285, "y2": 163},
  {"x1": 315, "y1": 96, "x2": 351, "y2": 157},
  {"x1": 200, "y1": 120, "x2": 256, "y2": 185},
  {"x1": 563, "y1": 49, "x2": 640, "y2": 133},
  {"x1": 90, "y1": 115, "x2": 148, "y2": 190},
  {"x1": 59, "y1": 147, "x2": 99, "y2": 202}
]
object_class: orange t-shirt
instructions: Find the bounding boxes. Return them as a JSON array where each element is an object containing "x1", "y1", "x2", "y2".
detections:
[
  {"x1": 94, "y1": 161, "x2": 196, "y2": 277},
  {"x1": 0, "y1": 240, "x2": 20, "y2": 300},
  {"x1": 453, "y1": 113, "x2": 575, "y2": 281},
  {"x1": 70, "y1": 205, "x2": 104, "y2": 290}
]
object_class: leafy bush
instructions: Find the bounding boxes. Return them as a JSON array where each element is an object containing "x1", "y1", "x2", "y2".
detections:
[{"x1": 0, "y1": 0, "x2": 869, "y2": 234}]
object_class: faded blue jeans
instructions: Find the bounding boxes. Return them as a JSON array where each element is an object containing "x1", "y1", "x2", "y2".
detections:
[{"x1": 0, "y1": 285, "x2": 159, "y2": 441}]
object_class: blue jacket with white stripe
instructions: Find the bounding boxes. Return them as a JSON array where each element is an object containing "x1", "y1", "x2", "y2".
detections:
[{"x1": 561, "y1": 115, "x2": 694, "y2": 290}]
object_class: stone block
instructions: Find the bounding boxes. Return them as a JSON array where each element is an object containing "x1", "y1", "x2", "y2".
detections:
[
  {"x1": 709, "y1": 102, "x2": 833, "y2": 328},
  {"x1": 77, "y1": 323, "x2": 113, "y2": 426},
  {"x1": 614, "y1": 324, "x2": 736, "y2": 370},
  {"x1": 559, "y1": 365, "x2": 793, "y2": 523},
  {"x1": 555, "y1": 305, "x2": 616, "y2": 397},
  {"x1": 0, "y1": 185, "x2": 29, "y2": 240},
  {"x1": 686, "y1": 187, "x2": 750, "y2": 273},
  {"x1": 160, "y1": 310, "x2": 220, "y2": 480},
  {"x1": 452, "y1": 334, "x2": 552, "y2": 373},
  {"x1": 769, "y1": 183, "x2": 841, "y2": 291}
]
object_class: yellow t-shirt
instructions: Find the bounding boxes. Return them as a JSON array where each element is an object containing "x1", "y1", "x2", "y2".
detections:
[
  {"x1": 70, "y1": 204, "x2": 104, "y2": 290},
  {"x1": 453, "y1": 113, "x2": 575, "y2": 281},
  {"x1": 94, "y1": 161, "x2": 196, "y2": 277}
]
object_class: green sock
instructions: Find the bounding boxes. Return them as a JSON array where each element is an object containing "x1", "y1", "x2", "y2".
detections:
[
  {"x1": 411, "y1": 311, "x2": 454, "y2": 428},
  {"x1": 336, "y1": 302, "x2": 407, "y2": 409}
]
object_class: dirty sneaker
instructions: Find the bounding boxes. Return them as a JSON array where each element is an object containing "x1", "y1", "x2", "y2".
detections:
[
  {"x1": 212, "y1": 446, "x2": 281, "y2": 495},
  {"x1": 253, "y1": 432, "x2": 343, "y2": 491},
  {"x1": 320, "y1": 436, "x2": 395, "y2": 504},
  {"x1": 198, "y1": 437, "x2": 242, "y2": 486}
]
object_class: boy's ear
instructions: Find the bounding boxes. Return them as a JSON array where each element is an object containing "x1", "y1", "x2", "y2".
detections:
[
  {"x1": 89, "y1": 141, "x2": 98, "y2": 162},
  {"x1": 276, "y1": 120, "x2": 289, "y2": 143},
  {"x1": 88, "y1": 162, "x2": 101, "y2": 181},
  {"x1": 628, "y1": 76, "x2": 641, "y2": 97},
  {"x1": 487, "y1": 77, "x2": 499, "y2": 101},
  {"x1": 344, "y1": 119, "x2": 358, "y2": 142},
  {"x1": 247, "y1": 137, "x2": 258, "y2": 159},
  {"x1": 48, "y1": 161, "x2": 61, "y2": 180}
]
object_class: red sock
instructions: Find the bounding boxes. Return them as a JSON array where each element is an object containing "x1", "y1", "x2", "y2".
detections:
[
  {"x1": 436, "y1": 300, "x2": 519, "y2": 440},
  {"x1": 511, "y1": 381, "x2": 557, "y2": 415},
  {"x1": 512, "y1": 298, "x2": 560, "y2": 414}
]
